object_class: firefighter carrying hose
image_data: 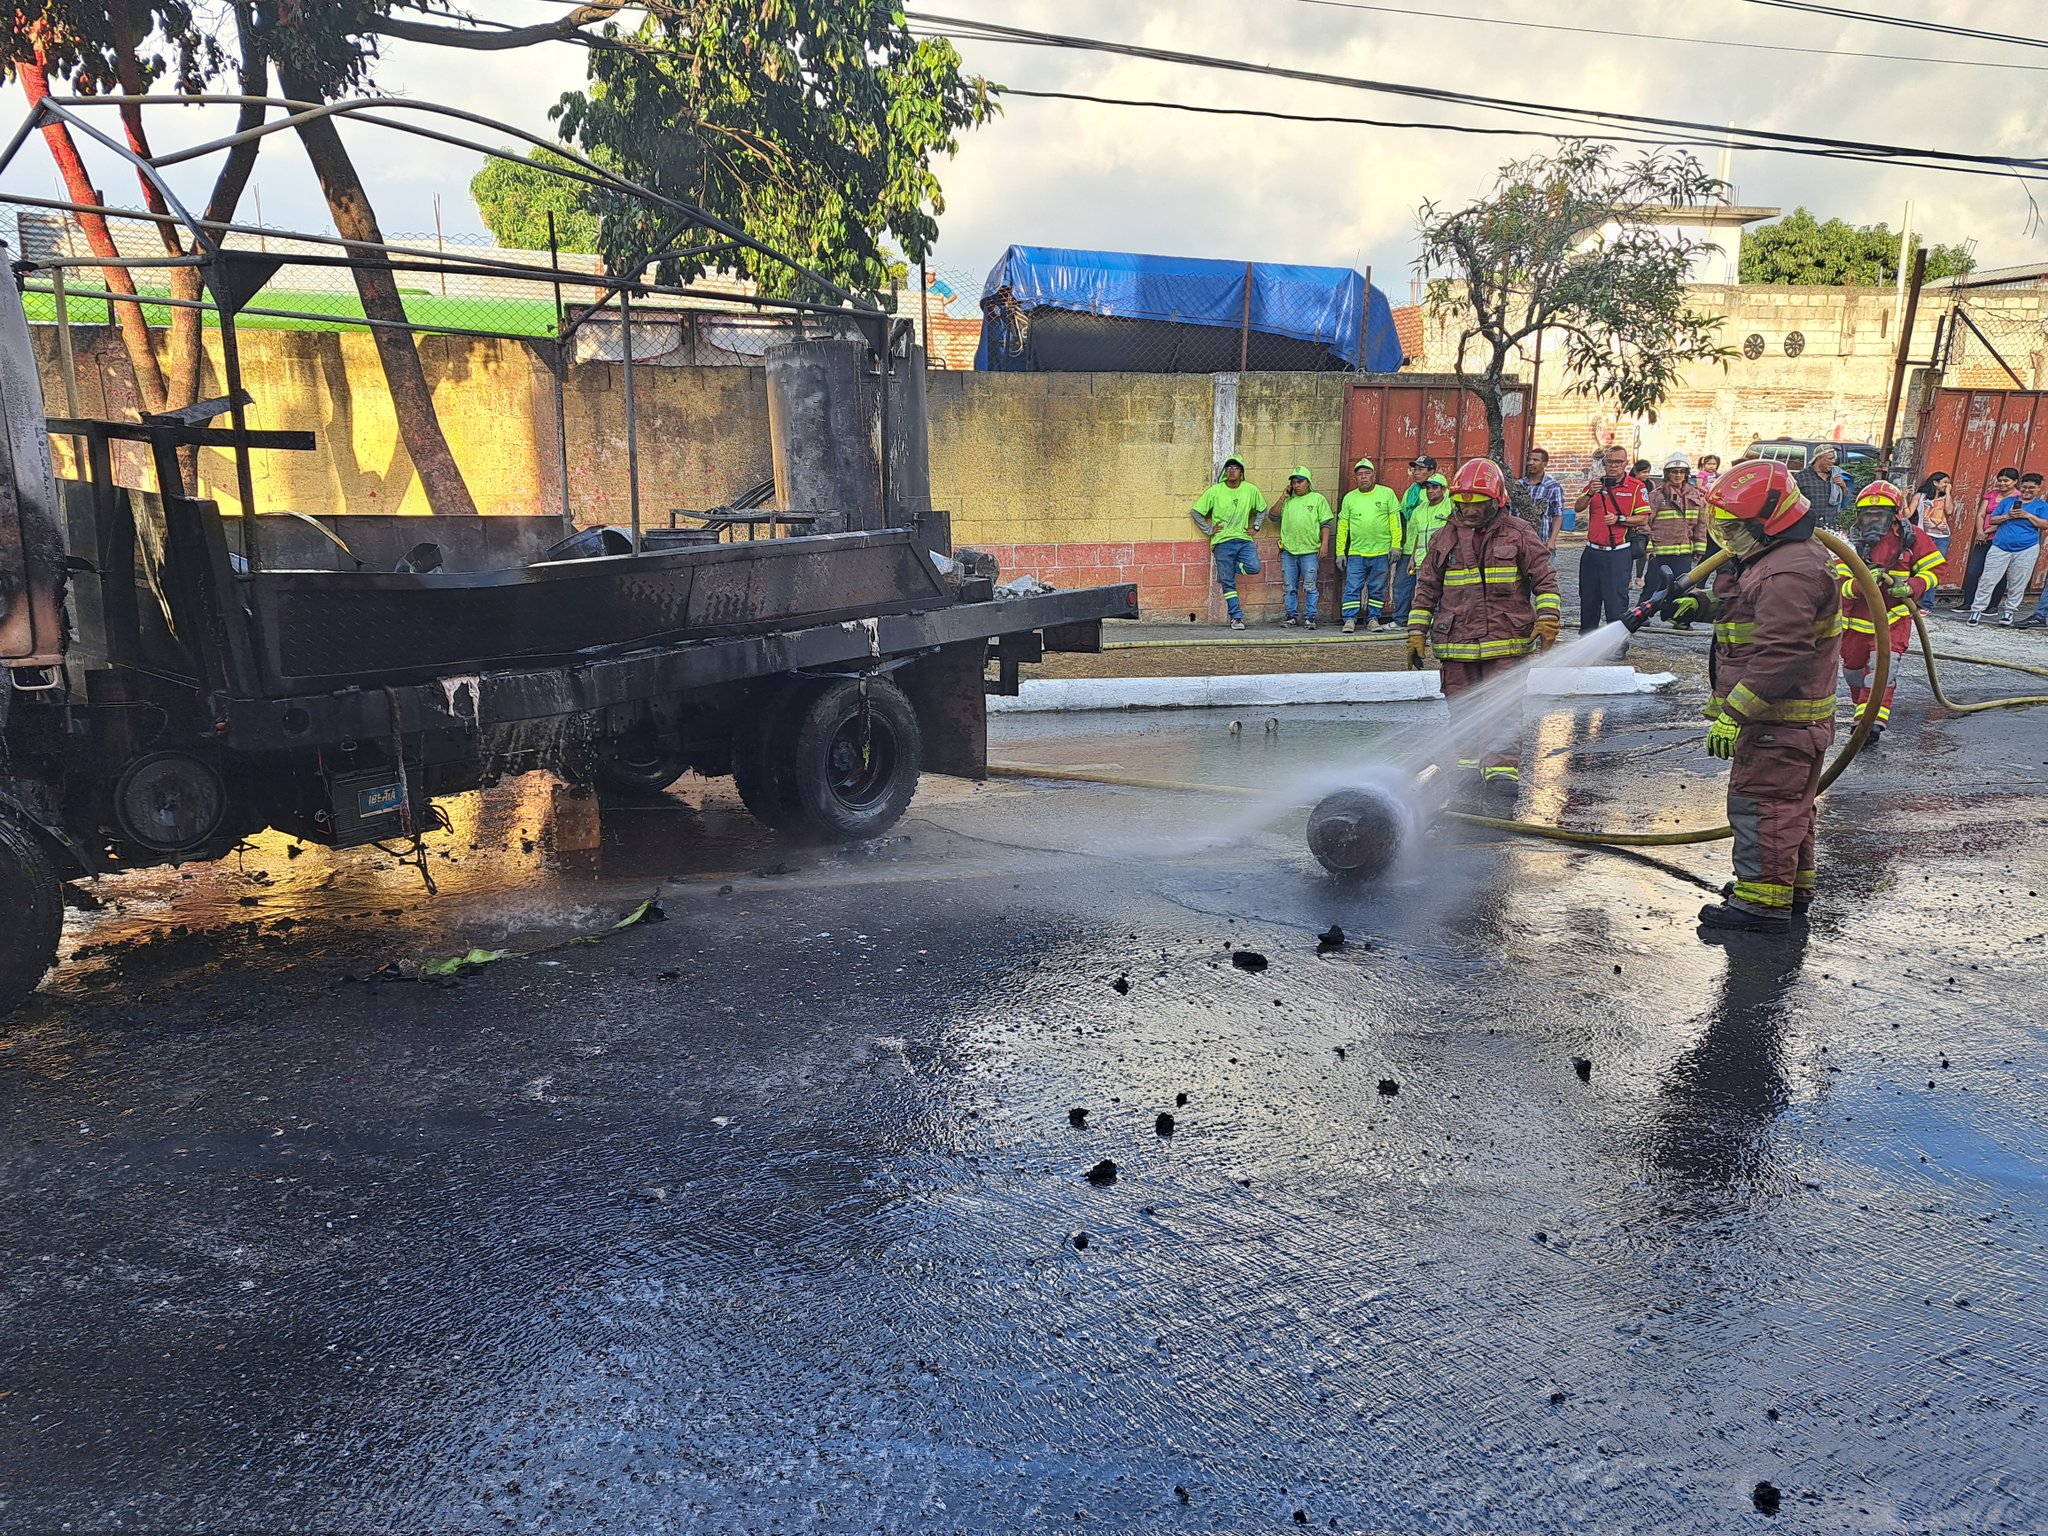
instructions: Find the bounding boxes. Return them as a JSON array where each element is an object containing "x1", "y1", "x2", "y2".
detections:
[
  {"x1": 1835, "y1": 479, "x2": 1943, "y2": 742},
  {"x1": 1406, "y1": 458, "x2": 1561, "y2": 797},
  {"x1": 1657, "y1": 460, "x2": 1843, "y2": 932}
]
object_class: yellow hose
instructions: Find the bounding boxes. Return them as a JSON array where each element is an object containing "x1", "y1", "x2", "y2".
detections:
[{"x1": 1908, "y1": 609, "x2": 2048, "y2": 711}]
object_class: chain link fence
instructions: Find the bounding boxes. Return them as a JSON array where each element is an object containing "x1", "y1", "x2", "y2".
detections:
[{"x1": 1940, "y1": 292, "x2": 2048, "y2": 392}]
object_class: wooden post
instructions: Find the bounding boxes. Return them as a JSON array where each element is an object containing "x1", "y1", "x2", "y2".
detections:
[
  {"x1": 1881, "y1": 245, "x2": 1928, "y2": 462},
  {"x1": 1238, "y1": 261, "x2": 1253, "y2": 373},
  {"x1": 1357, "y1": 265, "x2": 1373, "y2": 373}
]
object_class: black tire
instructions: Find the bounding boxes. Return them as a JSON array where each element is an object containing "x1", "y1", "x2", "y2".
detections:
[
  {"x1": 788, "y1": 678, "x2": 923, "y2": 841},
  {"x1": 731, "y1": 679, "x2": 814, "y2": 832},
  {"x1": 0, "y1": 814, "x2": 63, "y2": 1016},
  {"x1": 592, "y1": 726, "x2": 690, "y2": 800}
]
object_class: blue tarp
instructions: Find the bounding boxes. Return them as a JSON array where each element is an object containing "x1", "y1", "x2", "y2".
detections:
[{"x1": 974, "y1": 244, "x2": 1403, "y2": 373}]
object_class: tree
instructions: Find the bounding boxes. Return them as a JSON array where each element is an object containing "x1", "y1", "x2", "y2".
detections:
[
  {"x1": 470, "y1": 148, "x2": 601, "y2": 254},
  {"x1": 1418, "y1": 141, "x2": 1729, "y2": 491},
  {"x1": 552, "y1": 1, "x2": 996, "y2": 299},
  {"x1": 1739, "y1": 207, "x2": 1975, "y2": 286}
]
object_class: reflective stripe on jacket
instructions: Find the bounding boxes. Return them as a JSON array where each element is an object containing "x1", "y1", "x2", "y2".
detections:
[
  {"x1": 1406, "y1": 509, "x2": 1560, "y2": 662},
  {"x1": 1706, "y1": 537, "x2": 1843, "y2": 725},
  {"x1": 1647, "y1": 482, "x2": 1709, "y2": 555},
  {"x1": 1832, "y1": 521, "x2": 1944, "y2": 633}
]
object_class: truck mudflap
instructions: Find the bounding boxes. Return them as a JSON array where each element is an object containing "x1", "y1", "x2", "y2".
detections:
[{"x1": 215, "y1": 582, "x2": 1139, "y2": 752}]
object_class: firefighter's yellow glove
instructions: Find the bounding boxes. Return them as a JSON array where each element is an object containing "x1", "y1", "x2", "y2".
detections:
[
  {"x1": 1533, "y1": 613, "x2": 1560, "y2": 650},
  {"x1": 1887, "y1": 576, "x2": 1916, "y2": 602},
  {"x1": 1406, "y1": 631, "x2": 1428, "y2": 669},
  {"x1": 1706, "y1": 716, "x2": 1739, "y2": 759}
]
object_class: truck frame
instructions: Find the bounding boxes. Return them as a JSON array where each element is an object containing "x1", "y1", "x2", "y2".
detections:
[{"x1": 0, "y1": 94, "x2": 1135, "y2": 1012}]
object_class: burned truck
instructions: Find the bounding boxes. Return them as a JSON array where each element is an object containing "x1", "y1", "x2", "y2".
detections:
[{"x1": 0, "y1": 96, "x2": 1135, "y2": 1013}]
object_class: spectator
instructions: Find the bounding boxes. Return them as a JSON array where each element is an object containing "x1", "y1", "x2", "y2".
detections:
[
  {"x1": 1273, "y1": 466, "x2": 1334, "y2": 629},
  {"x1": 1969, "y1": 470, "x2": 2047, "y2": 627},
  {"x1": 1573, "y1": 445, "x2": 1650, "y2": 630},
  {"x1": 1627, "y1": 458, "x2": 1655, "y2": 591},
  {"x1": 1399, "y1": 455, "x2": 1439, "y2": 522},
  {"x1": 1962, "y1": 467, "x2": 2020, "y2": 611},
  {"x1": 1395, "y1": 472, "x2": 1451, "y2": 623},
  {"x1": 1794, "y1": 445, "x2": 1849, "y2": 524},
  {"x1": 1519, "y1": 447, "x2": 1565, "y2": 549},
  {"x1": 1190, "y1": 454, "x2": 1268, "y2": 631},
  {"x1": 1911, "y1": 472, "x2": 1953, "y2": 612},
  {"x1": 1697, "y1": 452, "x2": 1723, "y2": 493},
  {"x1": 1336, "y1": 457, "x2": 1403, "y2": 632},
  {"x1": 1645, "y1": 454, "x2": 1708, "y2": 600}
]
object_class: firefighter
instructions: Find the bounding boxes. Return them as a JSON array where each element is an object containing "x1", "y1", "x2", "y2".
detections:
[
  {"x1": 1835, "y1": 480, "x2": 1943, "y2": 741},
  {"x1": 1659, "y1": 459, "x2": 1843, "y2": 932},
  {"x1": 1406, "y1": 458, "x2": 1561, "y2": 795}
]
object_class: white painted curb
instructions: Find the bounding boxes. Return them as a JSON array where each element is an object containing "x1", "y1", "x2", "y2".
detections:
[{"x1": 989, "y1": 668, "x2": 1677, "y2": 712}]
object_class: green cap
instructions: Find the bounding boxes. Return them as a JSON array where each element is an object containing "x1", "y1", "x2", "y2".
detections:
[
  {"x1": 1289, "y1": 465, "x2": 1312, "y2": 485},
  {"x1": 1426, "y1": 473, "x2": 1449, "y2": 488},
  {"x1": 1353, "y1": 457, "x2": 1375, "y2": 472}
]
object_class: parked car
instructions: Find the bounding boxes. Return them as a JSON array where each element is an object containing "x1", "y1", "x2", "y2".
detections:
[{"x1": 1745, "y1": 438, "x2": 1885, "y2": 491}]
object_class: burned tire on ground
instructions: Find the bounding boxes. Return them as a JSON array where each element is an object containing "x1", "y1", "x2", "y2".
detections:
[
  {"x1": 0, "y1": 814, "x2": 64, "y2": 1015},
  {"x1": 1307, "y1": 786, "x2": 1408, "y2": 880},
  {"x1": 788, "y1": 678, "x2": 923, "y2": 841},
  {"x1": 731, "y1": 679, "x2": 815, "y2": 833}
]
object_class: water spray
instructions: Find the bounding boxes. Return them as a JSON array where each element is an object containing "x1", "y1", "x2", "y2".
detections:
[{"x1": 1306, "y1": 532, "x2": 1888, "y2": 876}]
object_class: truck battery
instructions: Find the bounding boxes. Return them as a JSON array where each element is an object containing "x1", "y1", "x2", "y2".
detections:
[{"x1": 319, "y1": 765, "x2": 428, "y2": 848}]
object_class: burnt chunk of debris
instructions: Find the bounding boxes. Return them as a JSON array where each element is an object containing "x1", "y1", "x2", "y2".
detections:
[
  {"x1": 1155, "y1": 1112, "x2": 1176, "y2": 1136},
  {"x1": 1084, "y1": 1159, "x2": 1118, "y2": 1186},
  {"x1": 1175, "y1": 1486, "x2": 1191, "y2": 1505},
  {"x1": 1752, "y1": 1481, "x2": 1782, "y2": 1516},
  {"x1": 1317, "y1": 925, "x2": 1345, "y2": 952},
  {"x1": 1377, "y1": 1079, "x2": 1399, "y2": 1097},
  {"x1": 1069, "y1": 1107, "x2": 1089, "y2": 1127},
  {"x1": 1573, "y1": 1057, "x2": 1593, "y2": 1083},
  {"x1": 1175, "y1": 1091, "x2": 1189, "y2": 1108},
  {"x1": 1112, "y1": 974, "x2": 1131, "y2": 995},
  {"x1": 1231, "y1": 950, "x2": 1269, "y2": 972},
  {"x1": 1072, "y1": 1232, "x2": 1089, "y2": 1251}
]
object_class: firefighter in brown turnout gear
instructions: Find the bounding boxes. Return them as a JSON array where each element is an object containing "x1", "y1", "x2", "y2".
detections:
[
  {"x1": 1657, "y1": 459, "x2": 1844, "y2": 932},
  {"x1": 1407, "y1": 458, "x2": 1561, "y2": 799}
]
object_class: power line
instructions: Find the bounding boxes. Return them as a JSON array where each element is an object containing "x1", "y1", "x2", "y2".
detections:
[
  {"x1": 1733, "y1": 0, "x2": 2048, "y2": 51},
  {"x1": 1290, "y1": 0, "x2": 2048, "y2": 73},
  {"x1": 993, "y1": 86, "x2": 2045, "y2": 183},
  {"x1": 911, "y1": 11, "x2": 2048, "y2": 181}
]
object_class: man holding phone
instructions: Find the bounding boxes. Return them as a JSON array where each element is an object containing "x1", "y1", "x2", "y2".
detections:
[{"x1": 1573, "y1": 445, "x2": 1650, "y2": 630}]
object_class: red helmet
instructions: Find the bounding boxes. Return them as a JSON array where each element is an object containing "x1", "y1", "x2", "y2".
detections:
[
  {"x1": 1449, "y1": 458, "x2": 1507, "y2": 504},
  {"x1": 1855, "y1": 479, "x2": 1905, "y2": 510},
  {"x1": 1707, "y1": 459, "x2": 1808, "y2": 537}
]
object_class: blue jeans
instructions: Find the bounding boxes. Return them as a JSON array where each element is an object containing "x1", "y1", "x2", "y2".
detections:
[
  {"x1": 1343, "y1": 553, "x2": 1391, "y2": 622},
  {"x1": 1924, "y1": 535, "x2": 1949, "y2": 610},
  {"x1": 1280, "y1": 550, "x2": 1319, "y2": 620},
  {"x1": 1212, "y1": 538, "x2": 1260, "y2": 621},
  {"x1": 1391, "y1": 556, "x2": 1417, "y2": 626}
]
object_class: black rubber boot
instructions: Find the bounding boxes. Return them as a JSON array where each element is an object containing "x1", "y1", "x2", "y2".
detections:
[{"x1": 1698, "y1": 900, "x2": 1793, "y2": 932}]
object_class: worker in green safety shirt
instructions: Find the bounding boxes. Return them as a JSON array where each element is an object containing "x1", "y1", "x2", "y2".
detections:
[
  {"x1": 1273, "y1": 466, "x2": 1334, "y2": 628},
  {"x1": 1392, "y1": 472, "x2": 1451, "y2": 624},
  {"x1": 1191, "y1": 454, "x2": 1269, "y2": 631},
  {"x1": 1336, "y1": 456, "x2": 1403, "y2": 632}
]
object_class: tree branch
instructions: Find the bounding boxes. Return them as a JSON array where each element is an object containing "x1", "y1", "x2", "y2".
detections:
[{"x1": 370, "y1": 2, "x2": 628, "y2": 51}]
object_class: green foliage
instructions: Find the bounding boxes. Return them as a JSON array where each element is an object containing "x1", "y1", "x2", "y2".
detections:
[
  {"x1": 1, "y1": 1, "x2": 222, "y2": 91},
  {"x1": 1739, "y1": 207, "x2": 1975, "y2": 286},
  {"x1": 470, "y1": 147, "x2": 601, "y2": 254},
  {"x1": 1418, "y1": 140, "x2": 1729, "y2": 462},
  {"x1": 552, "y1": 1, "x2": 996, "y2": 300}
]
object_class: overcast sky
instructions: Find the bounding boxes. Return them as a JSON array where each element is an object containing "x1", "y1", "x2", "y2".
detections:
[{"x1": 7, "y1": 0, "x2": 2047, "y2": 297}]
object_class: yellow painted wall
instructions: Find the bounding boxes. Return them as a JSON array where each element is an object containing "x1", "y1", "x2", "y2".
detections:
[{"x1": 32, "y1": 325, "x2": 1354, "y2": 539}]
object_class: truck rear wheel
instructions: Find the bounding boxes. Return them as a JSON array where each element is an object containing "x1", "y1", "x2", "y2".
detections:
[
  {"x1": 731, "y1": 679, "x2": 812, "y2": 832},
  {"x1": 788, "y1": 678, "x2": 923, "y2": 841},
  {"x1": 0, "y1": 815, "x2": 63, "y2": 1015},
  {"x1": 592, "y1": 725, "x2": 690, "y2": 800}
]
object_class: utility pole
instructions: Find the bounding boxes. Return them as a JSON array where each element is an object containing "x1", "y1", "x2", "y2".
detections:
[{"x1": 1881, "y1": 245, "x2": 1928, "y2": 464}]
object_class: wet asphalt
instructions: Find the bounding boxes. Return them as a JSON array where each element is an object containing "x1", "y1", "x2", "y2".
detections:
[{"x1": 3, "y1": 637, "x2": 2045, "y2": 1533}]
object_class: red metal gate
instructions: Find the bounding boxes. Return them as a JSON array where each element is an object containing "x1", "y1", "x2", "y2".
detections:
[
  {"x1": 1342, "y1": 376, "x2": 1531, "y2": 479},
  {"x1": 1919, "y1": 388, "x2": 2048, "y2": 594}
]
